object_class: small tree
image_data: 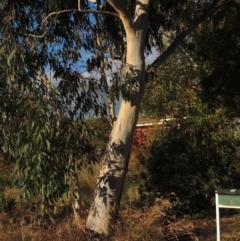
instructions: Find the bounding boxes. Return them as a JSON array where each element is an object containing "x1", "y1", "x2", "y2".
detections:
[
  {"x1": 0, "y1": 0, "x2": 102, "y2": 215},
  {"x1": 194, "y1": 2, "x2": 240, "y2": 115}
]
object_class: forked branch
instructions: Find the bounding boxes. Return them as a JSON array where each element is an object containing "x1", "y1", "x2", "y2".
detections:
[{"x1": 107, "y1": 0, "x2": 134, "y2": 32}]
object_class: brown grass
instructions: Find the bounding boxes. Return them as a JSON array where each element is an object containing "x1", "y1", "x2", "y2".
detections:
[
  {"x1": 0, "y1": 200, "x2": 197, "y2": 241},
  {"x1": 1, "y1": 191, "x2": 240, "y2": 240},
  {"x1": 1, "y1": 154, "x2": 240, "y2": 241}
]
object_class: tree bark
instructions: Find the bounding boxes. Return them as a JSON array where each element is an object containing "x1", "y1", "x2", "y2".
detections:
[{"x1": 86, "y1": 0, "x2": 150, "y2": 235}]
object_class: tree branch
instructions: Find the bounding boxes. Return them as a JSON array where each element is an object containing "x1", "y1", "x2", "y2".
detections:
[
  {"x1": 147, "y1": 0, "x2": 232, "y2": 72},
  {"x1": 179, "y1": 45, "x2": 199, "y2": 69},
  {"x1": 29, "y1": 8, "x2": 119, "y2": 38},
  {"x1": 107, "y1": 0, "x2": 134, "y2": 34}
]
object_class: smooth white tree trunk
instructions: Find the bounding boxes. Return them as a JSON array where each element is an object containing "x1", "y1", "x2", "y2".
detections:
[
  {"x1": 86, "y1": 0, "x2": 150, "y2": 234},
  {"x1": 86, "y1": 49, "x2": 145, "y2": 235}
]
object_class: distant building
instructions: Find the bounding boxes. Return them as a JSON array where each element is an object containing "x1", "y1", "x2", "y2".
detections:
[{"x1": 133, "y1": 117, "x2": 175, "y2": 147}]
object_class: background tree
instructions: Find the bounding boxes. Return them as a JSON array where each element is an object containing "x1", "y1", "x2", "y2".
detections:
[
  {"x1": 140, "y1": 1, "x2": 240, "y2": 215},
  {"x1": 142, "y1": 48, "x2": 200, "y2": 119},
  {"x1": 194, "y1": 2, "x2": 240, "y2": 116}
]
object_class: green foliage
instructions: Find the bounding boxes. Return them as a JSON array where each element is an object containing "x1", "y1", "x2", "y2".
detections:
[
  {"x1": 140, "y1": 3, "x2": 240, "y2": 214},
  {"x1": 1, "y1": 90, "x2": 97, "y2": 211},
  {"x1": 0, "y1": 0, "x2": 105, "y2": 211},
  {"x1": 143, "y1": 2, "x2": 240, "y2": 118},
  {"x1": 139, "y1": 111, "x2": 240, "y2": 214},
  {"x1": 142, "y1": 48, "x2": 201, "y2": 119},
  {"x1": 190, "y1": 2, "x2": 240, "y2": 116}
]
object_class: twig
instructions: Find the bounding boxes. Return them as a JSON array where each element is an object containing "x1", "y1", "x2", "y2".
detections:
[
  {"x1": 29, "y1": 8, "x2": 119, "y2": 38},
  {"x1": 179, "y1": 45, "x2": 199, "y2": 69},
  {"x1": 29, "y1": 31, "x2": 47, "y2": 38}
]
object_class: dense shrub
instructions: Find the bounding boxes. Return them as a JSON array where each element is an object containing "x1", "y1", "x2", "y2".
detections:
[{"x1": 139, "y1": 115, "x2": 240, "y2": 214}]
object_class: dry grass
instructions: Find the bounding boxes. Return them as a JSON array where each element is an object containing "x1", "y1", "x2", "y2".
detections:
[
  {"x1": 0, "y1": 199, "x2": 197, "y2": 241},
  {"x1": 1, "y1": 154, "x2": 240, "y2": 241},
  {"x1": 1, "y1": 208, "x2": 240, "y2": 241}
]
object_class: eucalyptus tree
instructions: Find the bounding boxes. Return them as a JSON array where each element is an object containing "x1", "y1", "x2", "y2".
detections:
[
  {"x1": 0, "y1": 0, "x2": 237, "y2": 235},
  {"x1": 0, "y1": 0, "x2": 104, "y2": 216},
  {"x1": 85, "y1": 0, "x2": 235, "y2": 235}
]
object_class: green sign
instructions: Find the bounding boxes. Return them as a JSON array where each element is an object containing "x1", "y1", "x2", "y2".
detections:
[
  {"x1": 216, "y1": 189, "x2": 240, "y2": 241},
  {"x1": 217, "y1": 189, "x2": 240, "y2": 207}
]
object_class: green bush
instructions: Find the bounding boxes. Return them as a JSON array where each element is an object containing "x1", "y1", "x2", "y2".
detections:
[{"x1": 139, "y1": 115, "x2": 240, "y2": 214}]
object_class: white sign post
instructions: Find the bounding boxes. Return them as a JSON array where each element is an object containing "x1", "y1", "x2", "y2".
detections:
[{"x1": 215, "y1": 189, "x2": 240, "y2": 241}]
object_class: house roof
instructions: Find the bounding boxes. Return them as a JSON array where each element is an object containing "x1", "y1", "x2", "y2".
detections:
[{"x1": 136, "y1": 116, "x2": 176, "y2": 127}]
